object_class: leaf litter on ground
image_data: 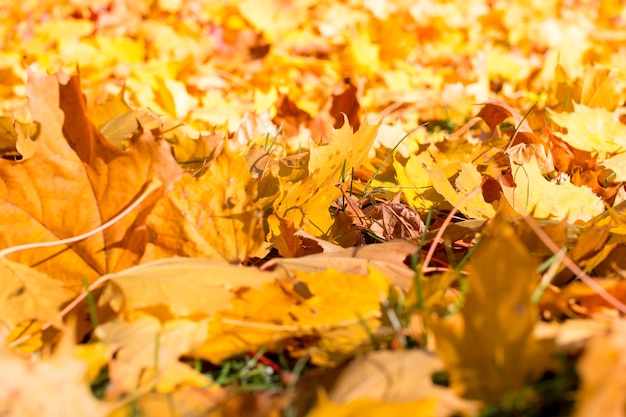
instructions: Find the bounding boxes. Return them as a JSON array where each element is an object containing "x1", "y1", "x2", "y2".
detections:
[{"x1": 4, "y1": 1, "x2": 626, "y2": 416}]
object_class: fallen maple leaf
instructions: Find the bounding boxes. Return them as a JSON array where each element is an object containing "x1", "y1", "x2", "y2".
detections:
[
  {"x1": 428, "y1": 162, "x2": 496, "y2": 220},
  {"x1": 0, "y1": 259, "x2": 73, "y2": 328},
  {"x1": 549, "y1": 103, "x2": 626, "y2": 156},
  {"x1": 0, "y1": 69, "x2": 182, "y2": 287},
  {"x1": 501, "y1": 155, "x2": 604, "y2": 222},
  {"x1": 143, "y1": 143, "x2": 266, "y2": 264},
  {"x1": 263, "y1": 240, "x2": 419, "y2": 290},
  {"x1": 275, "y1": 118, "x2": 379, "y2": 236},
  {"x1": 328, "y1": 349, "x2": 473, "y2": 416},
  {"x1": 267, "y1": 214, "x2": 326, "y2": 258},
  {"x1": 393, "y1": 151, "x2": 443, "y2": 211},
  {"x1": 196, "y1": 267, "x2": 390, "y2": 365},
  {"x1": 99, "y1": 257, "x2": 280, "y2": 319},
  {"x1": 430, "y1": 213, "x2": 553, "y2": 403},
  {"x1": 574, "y1": 319, "x2": 626, "y2": 417}
]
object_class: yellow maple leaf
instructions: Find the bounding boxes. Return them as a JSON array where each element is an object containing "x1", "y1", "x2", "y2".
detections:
[
  {"x1": 276, "y1": 119, "x2": 379, "y2": 236},
  {"x1": 574, "y1": 319, "x2": 626, "y2": 417},
  {"x1": 144, "y1": 143, "x2": 265, "y2": 264},
  {"x1": 197, "y1": 267, "x2": 390, "y2": 365},
  {"x1": 428, "y1": 162, "x2": 496, "y2": 220},
  {"x1": 308, "y1": 117, "x2": 379, "y2": 187},
  {"x1": 343, "y1": 27, "x2": 380, "y2": 77},
  {"x1": 548, "y1": 103, "x2": 626, "y2": 155},
  {"x1": 99, "y1": 258, "x2": 279, "y2": 320},
  {"x1": 0, "y1": 69, "x2": 182, "y2": 285},
  {"x1": 429, "y1": 213, "x2": 553, "y2": 403},
  {"x1": 501, "y1": 155, "x2": 603, "y2": 222},
  {"x1": 394, "y1": 151, "x2": 436, "y2": 211},
  {"x1": 154, "y1": 76, "x2": 199, "y2": 120},
  {"x1": 550, "y1": 64, "x2": 626, "y2": 112}
]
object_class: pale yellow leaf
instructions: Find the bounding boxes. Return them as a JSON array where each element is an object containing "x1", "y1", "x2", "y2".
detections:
[
  {"x1": 501, "y1": 156, "x2": 603, "y2": 222},
  {"x1": 428, "y1": 162, "x2": 495, "y2": 219},
  {"x1": 548, "y1": 103, "x2": 626, "y2": 155},
  {"x1": 99, "y1": 258, "x2": 279, "y2": 319},
  {"x1": 601, "y1": 152, "x2": 626, "y2": 182}
]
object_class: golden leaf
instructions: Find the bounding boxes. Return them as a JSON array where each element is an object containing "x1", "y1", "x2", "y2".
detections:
[
  {"x1": 0, "y1": 69, "x2": 182, "y2": 287},
  {"x1": 549, "y1": 103, "x2": 626, "y2": 155},
  {"x1": 430, "y1": 213, "x2": 553, "y2": 403},
  {"x1": 144, "y1": 143, "x2": 265, "y2": 264},
  {"x1": 501, "y1": 155, "x2": 604, "y2": 222}
]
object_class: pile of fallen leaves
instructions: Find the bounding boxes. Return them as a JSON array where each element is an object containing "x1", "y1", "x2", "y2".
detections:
[{"x1": 3, "y1": 0, "x2": 626, "y2": 416}]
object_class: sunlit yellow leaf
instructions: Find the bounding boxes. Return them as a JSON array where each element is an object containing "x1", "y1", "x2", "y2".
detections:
[
  {"x1": 154, "y1": 77, "x2": 198, "y2": 120},
  {"x1": 501, "y1": 155, "x2": 603, "y2": 222},
  {"x1": 600, "y1": 152, "x2": 626, "y2": 182},
  {"x1": 548, "y1": 103, "x2": 626, "y2": 155},
  {"x1": 144, "y1": 144, "x2": 265, "y2": 264},
  {"x1": 197, "y1": 267, "x2": 389, "y2": 365},
  {"x1": 393, "y1": 151, "x2": 441, "y2": 211},
  {"x1": 430, "y1": 213, "x2": 553, "y2": 403},
  {"x1": 428, "y1": 162, "x2": 496, "y2": 219},
  {"x1": 99, "y1": 258, "x2": 279, "y2": 319}
]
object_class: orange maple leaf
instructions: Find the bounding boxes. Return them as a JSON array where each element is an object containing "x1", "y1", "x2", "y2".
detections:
[{"x1": 0, "y1": 69, "x2": 182, "y2": 288}]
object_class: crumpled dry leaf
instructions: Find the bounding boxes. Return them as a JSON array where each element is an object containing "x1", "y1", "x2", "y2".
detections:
[
  {"x1": 361, "y1": 193, "x2": 425, "y2": 240},
  {"x1": 267, "y1": 214, "x2": 326, "y2": 258}
]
